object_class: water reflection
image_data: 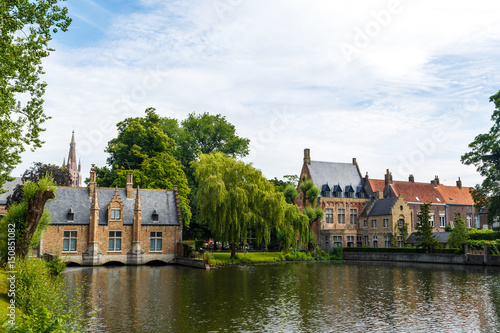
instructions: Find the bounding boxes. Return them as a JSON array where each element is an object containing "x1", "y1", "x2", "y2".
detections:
[{"x1": 65, "y1": 262, "x2": 500, "y2": 332}]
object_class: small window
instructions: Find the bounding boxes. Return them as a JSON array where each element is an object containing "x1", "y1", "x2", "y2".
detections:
[
  {"x1": 333, "y1": 236, "x2": 342, "y2": 248},
  {"x1": 111, "y1": 208, "x2": 121, "y2": 221},
  {"x1": 109, "y1": 231, "x2": 122, "y2": 251},
  {"x1": 338, "y1": 209, "x2": 345, "y2": 224},
  {"x1": 150, "y1": 232, "x2": 162, "y2": 251},
  {"x1": 63, "y1": 231, "x2": 77, "y2": 252},
  {"x1": 67, "y1": 208, "x2": 74, "y2": 222},
  {"x1": 383, "y1": 218, "x2": 389, "y2": 228},
  {"x1": 152, "y1": 209, "x2": 159, "y2": 222},
  {"x1": 373, "y1": 236, "x2": 378, "y2": 248},
  {"x1": 385, "y1": 236, "x2": 390, "y2": 247},
  {"x1": 371, "y1": 219, "x2": 377, "y2": 228},
  {"x1": 326, "y1": 209, "x2": 333, "y2": 224},
  {"x1": 350, "y1": 209, "x2": 357, "y2": 224}
]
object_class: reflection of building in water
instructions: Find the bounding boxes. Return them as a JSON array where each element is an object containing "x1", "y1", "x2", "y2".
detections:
[{"x1": 41, "y1": 167, "x2": 182, "y2": 265}]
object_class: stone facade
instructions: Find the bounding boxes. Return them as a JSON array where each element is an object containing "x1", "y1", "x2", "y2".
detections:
[{"x1": 40, "y1": 167, "x2": 182, "y2": 265}]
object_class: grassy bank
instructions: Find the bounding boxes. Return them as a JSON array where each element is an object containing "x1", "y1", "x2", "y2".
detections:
[{"x1": 207, "y1": 249, "x2": 341, "y2": 266}]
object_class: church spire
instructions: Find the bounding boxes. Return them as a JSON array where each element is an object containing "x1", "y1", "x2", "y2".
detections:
[{"x1": 67, "y1": 131, "x2": 82, "y2": 187}]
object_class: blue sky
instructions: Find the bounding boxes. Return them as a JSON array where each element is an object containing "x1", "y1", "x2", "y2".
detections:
[{"x1": 13, "y1": 0, "x2": 500, "y2": 187}]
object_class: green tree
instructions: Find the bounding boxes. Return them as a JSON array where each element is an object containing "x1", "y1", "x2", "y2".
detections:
[
  {"x1": 0, "y1": 1, "x2": 71, "y2": 191},
  {"x1": 461, "y1": 90, "x2": 500, "y2": 224},
  {"x1": 415, "y1": 203, "x2": 440, "y2": 253},
  {"x1": 283, "y1": 184, "x2": 298, "y2": 204},
  {"x1": 447, "y1": 217, "x2": 469, "y2": 249},
  {"x1": 195, "y1": 153, "x2": 308, "y2": 258},
  {"x1": 106, "y1": 108, "x2": 175, "y2": 170}
]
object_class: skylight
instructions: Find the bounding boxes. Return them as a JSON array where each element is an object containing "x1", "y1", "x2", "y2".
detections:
[{"x1": 415, "y1": 196, "x2": 420, "y2": 201}]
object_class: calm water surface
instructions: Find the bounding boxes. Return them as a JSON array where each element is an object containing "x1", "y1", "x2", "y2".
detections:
[{"x1": 65, "y1": 261, "x2": 500, "y2": 332}]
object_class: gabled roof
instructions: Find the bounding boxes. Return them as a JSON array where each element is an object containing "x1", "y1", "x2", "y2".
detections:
[
  {"x1": 367, "y1": 197, "x2": 398, "y2": 216},
  {"x1": 435, "y1": 184, "x2": 473, "y2": 205},
  {"x1": 308, "y1": 161, "x2": 363, "y2": 196},
  {"x1": 367, "y1": 179, "x2": 445, "y2": 204},
  {"x1": 45, "y1": 187, "x2": 180, "y2": 226},
  {"x1": 407, "y1": 232, "x2": 451, "y2": 244}
]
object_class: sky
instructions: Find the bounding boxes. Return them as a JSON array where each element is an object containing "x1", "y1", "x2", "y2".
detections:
[{"x1": 12, "y1": 0, "x2": 500, "y2": 187}]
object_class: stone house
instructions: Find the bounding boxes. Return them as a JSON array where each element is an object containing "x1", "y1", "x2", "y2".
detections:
[
  {"x1": 41, "y1": 168, "x2": 183, "y2": 265},
  {"x1": 358, "y1": 192, "x2": 412, "y2": 247}
]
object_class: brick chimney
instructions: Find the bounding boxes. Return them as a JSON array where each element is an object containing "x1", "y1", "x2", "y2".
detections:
[
  {"x1": 431, "y1": 175, "x2": 440, "y2": 187},
  {"x1": 384, "y1": 169, "x2": 393, "y2": 185},
  {"x1": 89, "y1": 164, "x2": 96, "y2": 197},
  {"x1": 408, "y1": 174, "x2": 414, "y2": 183},
  {"x1": 126, "y1": 173, "x2": 134, "y2": 199},
  {"x1": 457, "y1": 177, "x2": 462, "y2": 189},
  {"x1": 304, "y1": 148, "x2": 311, "y2": 165}
]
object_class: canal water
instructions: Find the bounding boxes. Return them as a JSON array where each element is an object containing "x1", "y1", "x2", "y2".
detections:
[{"x1": 65, "y1": 261, "x2": 500, "y2": 332}]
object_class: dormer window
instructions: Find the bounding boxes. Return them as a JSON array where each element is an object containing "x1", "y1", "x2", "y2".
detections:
[
  {"x1": 111, "y1": 208, "x2": 121, "y2": 220},
  {"x1": 67, "y1": 208, "x2": 74, "y2": 222},
  {"x1": 152, "y1": 209, "x2": 159, "y2": 222}
]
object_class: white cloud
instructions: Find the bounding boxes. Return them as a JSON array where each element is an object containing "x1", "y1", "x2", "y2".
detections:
[{"x1": 12, "y1": 0, "x2": 500, "y2": 188}]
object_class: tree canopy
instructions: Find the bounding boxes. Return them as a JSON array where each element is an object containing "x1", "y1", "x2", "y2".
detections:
[
  {"x1": 447, "y1": 217, "x2": 469, "y2": 250},
  {"x1": 195, "y1": 153, "x2": 308, "y2": 257},
  {"x1": 461, "y1": 90, "x2": 500, "y2": 224},
  {"x1": 0, "y1": 0, "x2": 71, "y2": 191}
]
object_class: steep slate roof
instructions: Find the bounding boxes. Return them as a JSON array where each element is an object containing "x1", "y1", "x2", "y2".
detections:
[
  {"x1": 407, "y1": 232, "x2": 451, "y2": 244},
  {"x1": 46, "y1": 187, "x2": 179, "y2": 226},
  {"x1": 0, "y1": 177, "x2": 23, "y2": 205},
  {"x1": 367, "y1": 197, "x2": 398, "y2": 216},
  {"x1": 308, "y1": 161, "x2": 363, "y2": 196},
  {"x1": 435, "y1": 184, "x2": 474, "y2": 205}
]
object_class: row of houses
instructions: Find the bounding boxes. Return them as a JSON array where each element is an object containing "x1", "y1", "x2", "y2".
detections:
[{"x1": 298, "y1": 148, "x2": 484, "y2": 251}]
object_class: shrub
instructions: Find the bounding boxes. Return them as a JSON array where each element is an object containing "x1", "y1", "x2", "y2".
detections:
[
  {"x1": 44, "y1": 255, "x2": 66, "y2": 275},
  {"x1": 182, "y1": 240, "x2": 196, "y2": 257}
]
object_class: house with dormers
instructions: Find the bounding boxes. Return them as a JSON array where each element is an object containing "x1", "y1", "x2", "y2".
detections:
[
  {"x1": 40, "y1": 167, "x2": 183, "y2": 265},
  {"x1": 298, "y1": 149, "x2": 369, "y2": 250}
]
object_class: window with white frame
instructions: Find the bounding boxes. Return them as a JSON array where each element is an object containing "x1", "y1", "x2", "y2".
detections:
[
  {"x1": 350, "y1": 209, "x2": 357, "y2": 224},
  {"x1": 333, "y1": 236, "x2": 342, "y2": 248},
  {"x1": 439, "y1": 214, "x2": 446, "y2": 228},
  {"x1": 364, "y1": 219, "x2": 367, "y2": 227},
  {"x1": 364, "y1": 235, "x2": 369, "y2": 246},
  {"x1": 109, "y1": 231, "x2": 122, "y2": 251},
  {"x1": 467, "y1": 214, "x2": 472, "y2": 228},
  {"x1": 371, "y1": 219, "x2": 377, "y2": 229},
  {"x1": 63, "y1": 231, "x2": 77, "y2": 252},
  {"x1": 429, "y1": 214, "x2": 434, "y2": 227},
  {"x1": 373, "y1": 235, "x2": 378, "y2": 248},
  {"x1": 474, "y1": 214, "x2": 480, "y2": 229},
  {"x1": 383, "y1": 218, "x2": 389, "y2": 228},
  {"x1": 326, "y1": 208, "x2": 333, "y2": 224},
  {"x1": 385, "y1": 235, "x2": 390, "y2": 247},
  {"x1": 111, "y1": 208, "x2": 121, "y2": 221},
  {"x1": 150, "y1": 231, "x2": 162, "y2": 251},
  {"x1": 338, "y1": 209, "x2": 345, "y2": 224}
]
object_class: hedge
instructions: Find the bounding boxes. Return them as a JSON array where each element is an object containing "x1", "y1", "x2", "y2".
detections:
[{"x1": 468, "y1": 229, "x2": 500, "y2": 241}]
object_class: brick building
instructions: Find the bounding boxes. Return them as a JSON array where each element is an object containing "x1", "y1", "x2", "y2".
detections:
[
  {"x1": 298, "y1": 149, "x2": 369, "y2": 250},
  {"x1": 41, "y1": 167, "x2": 183, "y2": 265}
]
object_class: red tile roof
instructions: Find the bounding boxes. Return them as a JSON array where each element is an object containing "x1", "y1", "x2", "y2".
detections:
[
  {"x1": 435, "y1": 184, "x2": 474, "y2": 205},
  {"x1": 367, "y1": 178, "x2": 474, "y2": 206}
]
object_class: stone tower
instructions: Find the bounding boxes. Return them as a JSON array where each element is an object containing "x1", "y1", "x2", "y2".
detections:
[{"x1": 66, "y1": 131, "x2": 82, "y2": 187}]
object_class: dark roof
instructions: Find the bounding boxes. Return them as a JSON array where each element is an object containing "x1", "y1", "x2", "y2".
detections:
[
  {"x1": 367, "y1": 197, "x2": 398, "y2": 216},
  {"x1": 308, "y1": 161, "x2": 363, "y2": 197},
  {"x1": 0, "y1": 177, "x2": 23, "y2": 205},
  {"x1": 345, "y1": 185, "x2": 354, "y2": 193},
  {"x1": 45, "y1": 187, "x2": 180, "y2": 226},
  {"x1": 407, "y1": 232, "x2": 451, "y2": 244},
  {"x1": 321, "y1": 184, "x2": 331, "y2": 192}
]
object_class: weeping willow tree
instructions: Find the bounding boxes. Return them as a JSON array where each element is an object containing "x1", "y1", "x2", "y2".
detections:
[{"x1": 195, "y1": 153, "x2": 309, "y2": 257}]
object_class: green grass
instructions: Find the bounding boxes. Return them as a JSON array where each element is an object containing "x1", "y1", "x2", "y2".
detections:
[
  {"x1": 209, "y1": 252, "x2": 284, "y2": 265},
  {"x1": 0, "y1": 267, "x2": 23, "y2": 323}
]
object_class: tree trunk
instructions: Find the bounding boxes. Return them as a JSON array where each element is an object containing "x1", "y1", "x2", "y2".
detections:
[
  {"x1": 16, "y1": 189, "x2": 55, "y2": 258},
  {"x1": 230, "y1": 243, "x2": 236, "y2": 258}
]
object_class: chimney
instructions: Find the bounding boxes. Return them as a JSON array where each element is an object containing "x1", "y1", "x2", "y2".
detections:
[
  {"x1": 375, "y1": 190, "x2": 384, "y2": 200},
  {"x1": 126, "y1": 173, "x2": 134, "y2": 199},
  {"x1": 304, "y1": 148, "x2": 311, "y2": 165},
  {"x1": 431, "y1": 175, "x2": 439, "y2": 187},
  {"x1": 364, "y1": 172, "x2": 369, "y2": 182},
  {"x1": 457, "y1": 177, "x2": 462, "y2": 189},
  {"x1": 384, "y1": 169, "x2": 393, "y2": 185},
  {"x1": 89, "y1": 164, "x2": 96, "y2": 197},
  {"x1": 408, "y1": 174, "x2": 414, "y2": 183}
]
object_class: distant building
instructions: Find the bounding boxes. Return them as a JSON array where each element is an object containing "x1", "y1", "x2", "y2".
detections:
[
  {"x1": 41, "y1": 167, "x2": 183, "y2": 265},
  {"x1": 0, "y1": 177, "x2": 22, "y2": 217}
]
